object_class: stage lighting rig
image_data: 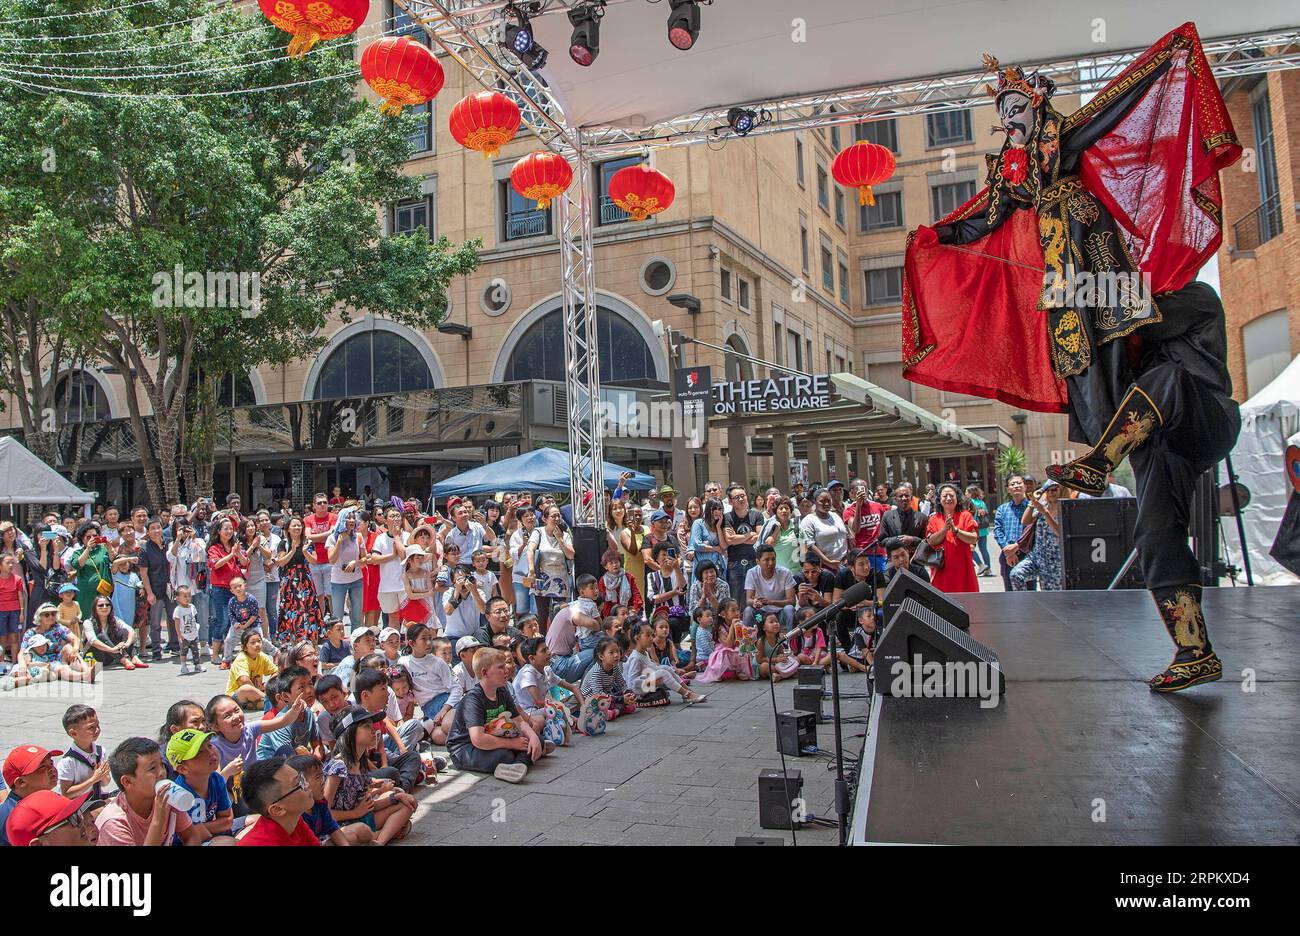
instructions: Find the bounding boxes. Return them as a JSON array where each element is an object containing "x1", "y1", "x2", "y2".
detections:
[
  {"x1": 503, "y1": 3, "x2": 541, "y2": 56},
  {"x1": 568, "y1": 1, "x2": 607, "y2": 67},
  {"x1": 725, "y1": 106, "x2": 771, "y2": 137},
  {"x1": 667, "y1": 0, "x2": 708, "y2": 51}
]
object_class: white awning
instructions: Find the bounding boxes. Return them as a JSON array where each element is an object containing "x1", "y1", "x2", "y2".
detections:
[{"x1": 0, "y1": 436, "x2": 96, "y2": 505}]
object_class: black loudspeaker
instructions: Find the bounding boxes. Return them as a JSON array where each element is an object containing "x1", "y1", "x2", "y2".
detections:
[
  {"x1": 571, "y1": 525, "x2": 606, "y2": 581},
  {"x1": 797, "y1": 665, "x2": 825, "y2": 686},
  {"x1": 794, "y1": 685, "x2": 824, "y2": 723},
  {"x1": 776, "y1": 710, "x2": 816, "y2": 756},
  {"x1": 1059, "y1": 496, "x2": 1143, "y2": 589},
  {"x1": 758, "y1": 769, "x2": 804, "y2": 830},
  {"x1": 876, "y1": 598, "x2": 1005, "y2": 697},
  {"x1": 881, "y1": 567, "x2": 970, "y2": 631}
]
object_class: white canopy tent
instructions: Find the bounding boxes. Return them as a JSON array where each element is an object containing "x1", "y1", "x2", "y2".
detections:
[
  {"x1": 1224, "y1": 355, "x2": 1300, "y2": 585},
  {"x1": 0, "y1": 436, "x2": 96, "y2": 509},
  {"x1": 395, "y1": 1, "x2": 1300, "y2": 516}
]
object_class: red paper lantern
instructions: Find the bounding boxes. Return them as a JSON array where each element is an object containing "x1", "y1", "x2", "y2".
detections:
[
  {"x1": 449, "y1": 91, "x2": 522, "y2": 159},
  {"x1": 832, "y1": 139, "x2": 896, "y2": 206},
  {"x1": 510, "y1": 151, "x2": 573, "y2": 210},
  {"x1": 360, "y1": 36, "x2": 445, "y2": 116},
  {"x1": 608, "y1": 164, "x2": 675, "y2": 222},
  {"x1": 258, "y1": 0, "x2": 369, "y2": 59}
]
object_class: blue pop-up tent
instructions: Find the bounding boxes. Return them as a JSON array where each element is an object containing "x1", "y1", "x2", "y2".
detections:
[{"x1": 430, "y1": 447, "x2": 656, "y2": 499}]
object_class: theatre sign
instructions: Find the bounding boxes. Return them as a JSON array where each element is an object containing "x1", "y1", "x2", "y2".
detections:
[{"x1": 712, "y1": 374, "x2": 834, "y2": 417}]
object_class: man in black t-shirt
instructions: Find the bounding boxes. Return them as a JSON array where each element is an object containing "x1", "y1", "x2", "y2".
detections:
[
  {"x1": 722, "y1": 486, "x2": 765, "y2": 603},
  {"x1": 137, "y1": 519, "x2": 174, "y2": 660}
]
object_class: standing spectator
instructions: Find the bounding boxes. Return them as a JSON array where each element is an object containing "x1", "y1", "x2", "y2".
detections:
[
  {"x1": 508, "y1": 506, "x2": 537, "y2": 617},
  {"x1": 843, "y1": 479, "x2": 889, "y2": 575},
  {"x1": 303, "y1": 493, "x2": 336, "y2": 619},
  {"x1": 1011, "y1": 481, "x2": 1065, "y2": 591},
  {"x1": 800, "y1": 488, "x2": 850, "y2": 572},
  {"x1": 206, "y1": 517, "x2": 247, "y2": 666},
  {"x1": 925, "y1": 483, "x2": 981, "y2": 594},
  {"x1": 524, "y1": 506, "x2": 573, "y2": 630},
  {"x1": 880, "y1": 485, "x2": 928, "y2": 556},
  {"x1": 327, "y1": 511, "x2": 365, "y2": 625},
  {"x1": 966, "y1": 485, "x2": 993, "y2": 576},
  {"x1": 688, "y1": 497, "x2": 727, "y2": 582},
  {"x1": 371, "y1": 507, "x2": 409, "y2": 626},
  {"x1": 722, "y1": 486, "x2": 764, "y2": 602},
  {"x1": 992, "y1": 475, "x2": 1031, "y2": 591},
  {"x1": 168, "y1": 521, "x2": 208, "y2": 651},
  {"x1": 761, "y1": 497, "x2": 805, "y2": 575},
  {"x1": 138, "y1": 519, "x2": 174, "y2": 660},
  {"x1": 67, "y1": 523, "x2": 112, "y2": 623},
  {"x1": 30, "y1": 525, "x2": 69, "y2": 630},
  {"x1": 442, "y1": 503, "x2": 494, "y2": 564},
  {"x1": 275, "y1": 516, "x2": 325, "y2": 645},
  {"x1": 679, "y1": 496, "x2": 702, "y2": 581},
  {"x1": 0, "y1": 553, "x2": 27, "y2": 664}
]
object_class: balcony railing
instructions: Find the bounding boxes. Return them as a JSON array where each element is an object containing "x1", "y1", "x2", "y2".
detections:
[
  {"x1": 504, "y1": 210, "x2": 549, "y2": 240},
  {"x1": 1233, "y1": 191, "x2": 1284, "y2": 252},
  {"x1": 599, "y1": 195, "x2": 630, "y2": 225}
]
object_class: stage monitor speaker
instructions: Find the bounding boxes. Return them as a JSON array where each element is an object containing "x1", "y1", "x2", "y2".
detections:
[
  {"x1": 793, "y1": 685, "x2": 824, "y2": 723},
  {"x1": 876, "y1": 598, "x2": 1005, "y2": 697},
  {"x1": 776, "y1": 710, "x2": 817, "y2": 756},
  {"x1": 797, "y1": 665, "x2": 825, "y2": 687},
  {"x1": 881, "y1": 567, "x2": 970, "y2": 631},
  {"x1": 1060, "y1": 496, "x2": 1143, "y2": 590},
  {"x1": 570, "y1": 525, "x2": 606, "y2": 581},
  {"x1": 758, "y1": 769, "x2": 803, "y2": 830}
]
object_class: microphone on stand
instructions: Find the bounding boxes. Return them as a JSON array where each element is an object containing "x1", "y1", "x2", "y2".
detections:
[{"x1": 780, "y1": 580, "x2": 874, "y2": 646}]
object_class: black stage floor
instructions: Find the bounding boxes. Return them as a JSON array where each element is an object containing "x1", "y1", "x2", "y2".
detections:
[{"x1": 851, "y1": 586, "x2": 1300, "y2": 845}]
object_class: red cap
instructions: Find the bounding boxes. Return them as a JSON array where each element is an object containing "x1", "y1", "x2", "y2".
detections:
[
  {"x1": 582, "y1": 491, "x2": 594, "y2": 506},
  {"x1": 2, "y1": 745, "x2": 62, "y2": 788},
  {"x1": 6, "y1": 790, "x2": 90, "y2": 846},
  {"x1": 445, "y1": 496, "x2": 462, "y2": 510}
]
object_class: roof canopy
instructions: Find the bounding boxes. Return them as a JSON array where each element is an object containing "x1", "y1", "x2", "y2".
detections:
[
  {"x1": 430, "y1": 446, "x2": 655, "y2": 498},
  {"x1": 0, "y1": 437, "x2": 96, "y2": 505},
  {"x1": 522, "y1": 0, "x2": 1300, "y2": 132}
]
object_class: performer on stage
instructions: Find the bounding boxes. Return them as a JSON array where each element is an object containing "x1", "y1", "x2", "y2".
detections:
[{"x1": 902, "y1": 22, "x2": 1242, "y2": 692}]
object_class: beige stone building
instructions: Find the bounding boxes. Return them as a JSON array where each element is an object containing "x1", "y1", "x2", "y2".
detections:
[{"x1": 12, "y1": 4, "x2": 1082, "y2": 508}]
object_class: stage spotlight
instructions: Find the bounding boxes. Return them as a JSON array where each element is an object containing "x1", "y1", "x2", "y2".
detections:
[
  {"x1": 727, "y1": 107, "x2": 757, "y2": 136},
  {"x1": 520, "y1": 42, "x2": 549, "y2": 71},
  {"x1": 503, "y1": 4, "x2": 534, "y2": 55},
  {"x1": 568, "y1": 2, "x2": 605, "y2": 67},
  {"x1": 667, "y1": 0, "x2": 701, "y2": 51}
]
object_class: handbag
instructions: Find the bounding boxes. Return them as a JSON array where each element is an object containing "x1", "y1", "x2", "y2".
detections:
[
  {"x1": 1017, "y1": 518, "x2": 1037, "y2": 556},
  {"x1": 914, "y1": 538, "x2": 945, "y2": 570}
]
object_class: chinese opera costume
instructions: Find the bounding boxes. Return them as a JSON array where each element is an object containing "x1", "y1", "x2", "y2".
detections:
[{"x1": 901, "y1": 22, "x2": 1242, "y2": 692}]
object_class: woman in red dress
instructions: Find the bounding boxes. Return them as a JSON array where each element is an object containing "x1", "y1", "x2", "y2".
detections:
[
  {"x1": 924, "y1": 483, "x2": 981, "y2": 594},
  {"x1": 360, "y1": 511, "x2": 382, "y2": 629}
]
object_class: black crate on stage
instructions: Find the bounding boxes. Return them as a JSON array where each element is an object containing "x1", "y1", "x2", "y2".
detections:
[
  {"x1": 1060, "y1": 496, "x2": 1143, "y2": 590},
  {"x1": 797, "y1": 665, "x2": 825, "y2": 686},
  {"x1": 793, "y1": 685, "x2": 824, "y2": 722},
  {"x1": 758, "y1": 768, "x2": 804, "y2": 830},
  {"x1": 776, "y1": 710, "x2": 816, "y2": 756}
]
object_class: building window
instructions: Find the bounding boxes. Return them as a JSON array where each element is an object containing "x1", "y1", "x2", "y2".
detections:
[
  {"x1": 861, "y1": 190, "x2": 903, "y2": 232},
  {"x1": 834, "y1": 187, "x2": 846, "y2": 229},
  {"x1": 854, "y1": 119, "x2": 899, "y2": 153},
  {"x1": 504, "y1": 307, "x2": 657, "y2": 387},
  {"x1": 595, "y1": 156, "x2": 642, "y2": 226},
  {"x1": 926, "y1": 110, "x2": 973, "y2": 147},
  {"x1": 816, "y1": 159, "x2": 830, "y2": 212},
  {"x1": 406, "y1": 101, "x2": 434, "y2": 154},
  {"x1": 867, "y1": 361, "x2": 911, "y2": 401},
  {"x1": 837, "y1": 252, "x2": 850, "y2": 305},
  {"x1": 831, "y1": 123, "x2": 841, "y2": 153},
  {"x1": 796, "y1": 137, "x2": 805, "y2": 188},
  {"x1": 313, "y1": 330, "x2": 433, "y2": 399},
  {"x1": 865, "y1": 266, "x2": 903, "y2": 305},
  {"x1": 721, "y1": 269, "x2": 732, "y2": 302},
  {"x1": 820, "y1": 236, "x2": 834, "y2": 292},
  {"x1": 386, "y1": 0, "x2": 428, "y2": 42},
  {"x1": 499, "y1": 179, "x2": 552, "y2": 241},
  {"x1": 786, "y1": 329, "x2": 803, "y2": 371},
  {"x1": 186, "y1": 369, "x2": 257, "y2": 408},
  {"x1": 835, "y1": 354, "x2": 845, "y2": 372},
  {"x1": 738, "y1": 277, "x2": 751, "y2": 311},
  {"x1": 799, "y1": 216, "x2": 810, "y2": 274},
  {"x1": 54, "y1": 371, "x2": 110, "y2": 424},
  {"x1": 1242, "y1": 308, "x2": 1293, "y2": 397},
  {"x1": 773, "y1": 322, "x2": 783, "y2": 365},
  {"x1": 1251, "y1": 86, "x2": 1282, "y2": 245},
  {"x1": 931, "y1": 180, "x2": 976, "y2": 223},
  {"x1": 390, "y1": 195, "x2": 433, "y2": 237}
]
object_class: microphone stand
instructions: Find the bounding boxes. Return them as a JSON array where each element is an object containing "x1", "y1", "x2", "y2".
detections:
[{"x1": 825, "y1": 607, "x2": 849, "y2": 846}]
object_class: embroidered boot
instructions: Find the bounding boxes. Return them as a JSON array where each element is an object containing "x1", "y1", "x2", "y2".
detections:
[
  {"x1": 1047, "y1": 384, "x2": 1163, "y2": 495},
  {"x1": 1148, "y1": 584, "x2": 1222, "y2": 692}
]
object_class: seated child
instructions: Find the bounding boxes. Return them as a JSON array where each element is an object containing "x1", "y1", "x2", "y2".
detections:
[
  {"x1": 226, "y1": 631, "x2": 279, "y2": 707},
  {"x1": 446, "y1": 647, "x2": 551, "y2": 783},
  {"x1": 390, "y1": 666, "x2": 417, "y2": 723},
  {"x1": 571, "y1": 575, "x2": 603, "y2": 651},
  {"x1": 319, "y1": 620, "x2": 351, "y2": 672},
  {"x1": 57, "y1": 704, "x2": 111, "y2": 799},
  {"x1": 650, "y1": 615, "x2": 692, "y2": 677},
  {"x1": 322, "y1": 706, "x2": 417, "y2": 845},
  {"x1": 166, "y1": 728, "x2": 237, "y2": 842},
  {"x1": 790, "y1": 611, "x2": 832, "y2": 669},
  {"x1": 755, "y1": 613, "x2": 800, "y2": 680},
  {"x1": 20, "y1": 630, "x2": 95, "y2": 683},
  {"x1": 836, "y1": 606, "x2": 876, "y2": 675},
  {"x1": 597, "y1": 550, "x2": 643, "y2": 618},
  {"x1": 441, "y1": 634, "x2": 483, "y2": 740},
  {"x1": 255, "y1": 668, "x2": 321, "y2": 760},
  {"x1": 513, "y1": 637, "x2": 582, "y2": 742},
  {"x1": 97, "y1": 737, "x2": 207, "y2": 846},
  {"x1": 578, "y1": 636, "x2": 637, "y2": 719},
  {"x1": 286, "y1": 753, "x2": 371, "y2": 846},
  {"x1": 206, "y1": 693, "x2": 305, "y2": 816},
  {"x1": 624, "y1": 621, "x2": 706, "y2": 704},
  {"x1": 398, "y1": 624, "x2": 454, "y2": 744}
]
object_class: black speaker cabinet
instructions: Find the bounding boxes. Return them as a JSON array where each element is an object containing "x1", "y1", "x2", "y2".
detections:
[
  {"x1": 876, "y1": 598, "x2": 1005, "y2": 697},
  {"x1": 793, "y1": 685, "x2": 824, "y2": 722},
  {"x1": 797, "y1": 665, "x2": 825, "y2": 686},
  {"x1": 776, "y1": 710, "x2": 816, "y2": 756},
  {"x1": 570, "y1": 525, "x2": 606, "y2": 581},
  {"x1": 881, "y1": 567, "x2": 970, "y2": 631},
  {"x1": 1059, "y1": 496, "x2": 1143, "y2": 590},
  {"x1": 758, "y1": 768, "x2": 803, "y2": 830}
]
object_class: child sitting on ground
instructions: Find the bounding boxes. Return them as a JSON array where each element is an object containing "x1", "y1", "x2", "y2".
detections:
[
  {"x1": 513, "y1": 637, "x2": 582, "y2": 740},
  {"x1": 205, "y1": 693, "x2": 305, "y2": 817},
  {"x1": 287, "y1": 753, "x2": 372, "y2": 846},
  {"x1": 226, "y1": 630, "x2": 278, "y2": 708},
  {"x1": 790, "y1": 611, "x2": 832, "y2": 669},
  {"x1": 57, "y1": 704, "x2": 111, "y2": 799},
  {"x1": 650, "y1": 615, "x2": 693, "y2": 677},
  {"x1": 695, "y1": 599, "x2": 744, "y2": 683},
  {"x1": 399, "y1": 624, "x2": 455, "y2": 745},
  {"x1": 390, "y1": 666, "x2": 418, "y2": 723},
  {"x1": 756, "y1": 612, "x2": 800, "y2": 680},
  {"x1": 579, "y1": 636, "x2": 637, "y2": 719},
  {"x1": 166, "y1": 728, "x2": 237, "y2": 842},
  {"x1": 441, "y1": 634, "x2": 483, "y2": 739},
  {"x1": 597, "y1": 551, "x2": 642, "y2": 618},
  {"x1": 319, "y1": 619, "x2": 351, "y2": 672},
  {"x1": 322, "y1": 706, "x2": 416, "y2": 845},
  {"x1": 255, "y1": 668, "x2": 320, "y2": 760},
  {"x1": 836, "y1": 606, "x2": 876, "y2": 675},
  {"x1": 624, "y1": 621, "x2": 707, "y2": 705},
  {"x1": 446, "y1": 647, "x2": 551, "y2": 783}
]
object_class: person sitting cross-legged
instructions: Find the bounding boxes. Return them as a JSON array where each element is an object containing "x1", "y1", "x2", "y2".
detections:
[{"x1": 447, "y1": 647, "x2": 552, "y2": 784}]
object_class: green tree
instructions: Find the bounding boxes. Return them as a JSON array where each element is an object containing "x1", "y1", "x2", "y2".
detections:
[{"x1": 0, "y1": 0, "x2": 479, "y2": 506}]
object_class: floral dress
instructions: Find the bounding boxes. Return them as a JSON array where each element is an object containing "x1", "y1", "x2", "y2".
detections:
[
  {"x1": 1011, "y1": 513, "x2": 1063, "y2": 591},
  {"x1": 276, "y1": 541, "x2": 325, "y2": 644}
]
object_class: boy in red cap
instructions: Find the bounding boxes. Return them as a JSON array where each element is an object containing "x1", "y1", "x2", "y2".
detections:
[
  {"x1": 0, "y1": 744, "x2": 61, "y2": 846},
  {"x1": 6, "y1": 790, "x2": 96, "y2": 846}
]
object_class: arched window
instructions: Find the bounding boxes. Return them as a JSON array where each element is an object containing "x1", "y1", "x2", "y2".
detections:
[
  {"x1": 724, "y1": 334, "x2": 754, "y2": 382},
  {"x1": 54, "y1": 371, "x2": 110, "y2": 424},
  {"x1": 503, "y1": 307, "x2": 656, "y2": 387},
  {"x1": 313, "y1": 329, "x2": 433, "y2": 400}
]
